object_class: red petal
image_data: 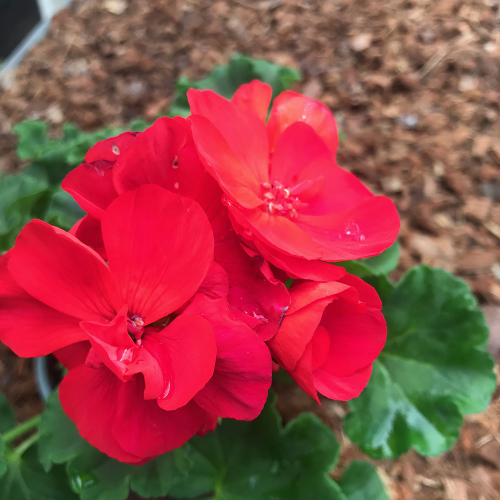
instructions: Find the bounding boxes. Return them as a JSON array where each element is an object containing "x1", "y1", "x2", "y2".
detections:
[
  {"x1": 0, "y1": 252, "x2": 86, "y2": 357},
  {"x1": 313, "y1": 364, "x2": 373, "y2": 401},
  {"x1": 62, "y1": 132, "x2": 136, "y2": 219},
  {"x1": 287, "y1": 281, "x2": 356, "y2": 314},
  {"x1": 186, "y1": 295, "x2": 272, "y2": 420},
  {"x1": 101, "y1": 185, "x2": 213, "y2": 323},
  {"x1": 267, "y1": 281, "x2": 352, "y2": 371},
  {"x1": 215, "y1": 226, "x2": 290, "y2": 341},
  {"x1": 85, "y1": 132, "x2": 137, "y2": 163},
  {"x1": 287, "y1": 343, "x2": 319, "y2": 403},
  {"x1": 81, "y1": 307, "x2": 216, "y2": 406},
  {"x1": 80, "y1": 306, "x2": 137, "y2": 383},
  {"x1": 253, "y1": 239, "x2": 347, "y2": 281},
  {"x1": 188, "y1": 88, "x2": 271, "y2": 209},
  {"x1": 267, "y1": 91, "x2": 339, "y2": 155},
  {"x1": 310, "y1": 325, "x2": 330, "y2": 371},
  {"x1": 197, "y1": 412, "x2": 218, "y2": 436},
  {"x1": 113, "y1": 118, "x2": 207, "y2": 201},
  {"x1": 294, "y1": 159, "x2": 374, "y2": 216},
  {"x1": 338, "y1": 273, "x2": 382, "y2": 309},
  {"x1": 189, "y1": 115, "x2": 264, "y2": 209},
  {"x1": 296, "y1": 196, "x2": 400, "y2": 261},
  {"x1": 229, "y1": 205, "x2": 320, "y2": 260},
  {"x1": 59, "y1": 365, "x2": 145, "y2": 463},
  {"x1": 70, "y1": 215, "x2": 106, "y2": 260},
  {"x1": 198, "y1": 262, "x2": 229, "y2": 300},
  {"x1": 53, "y1": 341, "x2": 91, "y2": 370},
  {"x1": 146, "y1": 313, "x2": 217, "y2": 410},
  {"x1": 188, "y1": 89, "x2": 269, "y2": 186},
  {"x1": 269, "y1": 122, "x2": 332, "y2": 187},
  {"x1": 232, "y1": 81, "x2": 272, "y2": 122},
  {"x1": 113, "y1": 375, "x2": 208, "y2": 457},
  {"x1": 62, "y1": 164, "x2": 118, "y2": 220},
  {"x1": 319, "y1": 300, "x2": 386, "y2": 377},
  {"x1": 8, "y1": 220, "x2": 121, "y2": 322}
]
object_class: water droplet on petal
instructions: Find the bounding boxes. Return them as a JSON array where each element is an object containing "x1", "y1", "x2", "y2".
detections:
[
  {"x1": 174, "y1": 182, "x2": 179, "y2": 189},
  {"x1": 112, "y1": 144, "x2": 120, "y2": 155},
  {"x1": 344, "y1": 221, "x2": 361, "y2": 240},
  {"x1": 83, "y1": 159, "x2": 115, "y2": 176},
  {"x1": 119, "y1": 347, "x2": 134, "y2": 363}
]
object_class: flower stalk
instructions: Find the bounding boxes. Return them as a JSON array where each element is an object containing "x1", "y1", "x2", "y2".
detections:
[
  {"x1": 11, "y1": 431, "x2": 41, "y2": 460},
  {"x1": 2, "y1": 414, "x2": 41, "y2": 444}
]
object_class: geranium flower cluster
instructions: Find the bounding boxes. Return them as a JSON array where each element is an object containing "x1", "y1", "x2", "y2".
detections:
[{"x1": 0, "y1": 82, "x2": 399, "y2": 463}]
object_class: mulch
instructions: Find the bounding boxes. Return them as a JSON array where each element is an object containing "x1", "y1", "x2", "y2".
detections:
[{"x1": 0, "y1": 0, "x2": 499, "y2": 498}]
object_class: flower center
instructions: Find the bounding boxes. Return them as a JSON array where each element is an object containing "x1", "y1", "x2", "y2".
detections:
[
  {"x1": 261, "y1": 181, "x2": 301, "y2": 218},
  {"x1": 127, "y1": 315, "x2": 145, "y2": 341}
]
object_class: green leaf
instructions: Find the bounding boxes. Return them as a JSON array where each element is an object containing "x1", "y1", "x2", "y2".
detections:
[
  {"x1": 129, "y1": 448, "x2": 192, "y2": 498},
  {"x1": 0, "y1": 168, "x2": 49, "y2": 251},
  {"x1": 0, "y1": 393, "x2": 16, "y2": 434},
  {"x1": 335, "y1": 242, "x2": 400, "y2": 278},
  {"x1": 0, "y1": 393, "x2": 16, "y2": 479},
  {"x1": 38, "y1": 392, "x2": 86, "y2": 471},
  {"x1": 362, "y1": 242, "x2": 400, "y2": 275},
  {"x1": 338, "y1": 461, "x2": 389, "y2": 500},
  {"x1": 13, "y1": 119, "x2": 125, "y2": 182},
  {"x1": 0, "y1": 446, "x2": 77, "y2": 500},
  {"x1": 170, "y1": 393, "x2": 344, "y2": 500},
  {"x1": 43, "y1": 189, "x2": 85, "y2": 231},
  {"x1": 13, "y1": 121, "x2": 49, "y2": 160},
  {"x1": 2, "y1": 120, "x2": 129, "y2": 252},
  {"x1": 40, "y1": 391, "x2": 191, "y2": 498},
  {"x1": 67, "y1": 447, "x2": 132, "y2": 500},
  {"x1": 363, "y1": 275, "x2": 395, "y2": 304},
  {"x1": 128, "y1": 119, "x2": 151, "y2": 132},
  {"x1": 345, "y1": 265, "x2": 496, "y2": 459},
  {"x1": 0, "y1": 440, "x2": 7, "y2": 480},
  {"x1": 169, "y1": 54, "x2": 301, "y2": 117},
  {"x1": 66, "y1": 443, "x2": 192, "y2": 499}
]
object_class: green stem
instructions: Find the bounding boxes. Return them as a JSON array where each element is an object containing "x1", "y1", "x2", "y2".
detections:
[
  {"x1": 11, "y1": 431, "x2": 40, "y2": 460},
  {"x1": 2, "y1": 415, "x2": 41, "y2": 444}
]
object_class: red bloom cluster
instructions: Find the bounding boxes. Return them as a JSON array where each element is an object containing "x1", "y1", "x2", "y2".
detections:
[{"x1": 0, "y1": 81, "x2": 399, "y2": 463}]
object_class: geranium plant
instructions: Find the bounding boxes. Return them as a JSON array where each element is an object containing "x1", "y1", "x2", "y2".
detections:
[{"x1": 0, "y1": 56, "x2": 495, "y2": 499}]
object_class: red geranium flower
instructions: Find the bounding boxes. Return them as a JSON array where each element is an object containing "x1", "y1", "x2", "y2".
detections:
[
  {"x1": 0, "y1": 185, "x2": 271, "y2": 462},
  {"x1": 62, "y1": 117, "x2": 290, "y2": 339},
  {"x1": 267, "y1": 274, "x2": 386, "y2": 401},
  {"x1": 188, "y1": 81, "x2": 400, "y2": 279}
]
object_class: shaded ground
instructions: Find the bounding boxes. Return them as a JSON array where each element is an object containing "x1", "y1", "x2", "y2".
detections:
[{"x1": 0, "y1": 0, "x2": 499, "y2": 498}]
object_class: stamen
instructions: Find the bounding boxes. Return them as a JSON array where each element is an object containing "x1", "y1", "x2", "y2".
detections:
[
  {"x1": 127, "y1": 315, "x2": 145, "y2": 340},
  {"x1": 132, "y1": 317, "x2": 144, "y2": 327},
  {"x1": 261, "y1": 180, "x2": 303, "y2": 218}
]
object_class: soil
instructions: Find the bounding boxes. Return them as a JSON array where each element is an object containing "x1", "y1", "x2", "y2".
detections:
[{"x1": 0, "y1": 0, "x2": 499, "y2": 499}]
